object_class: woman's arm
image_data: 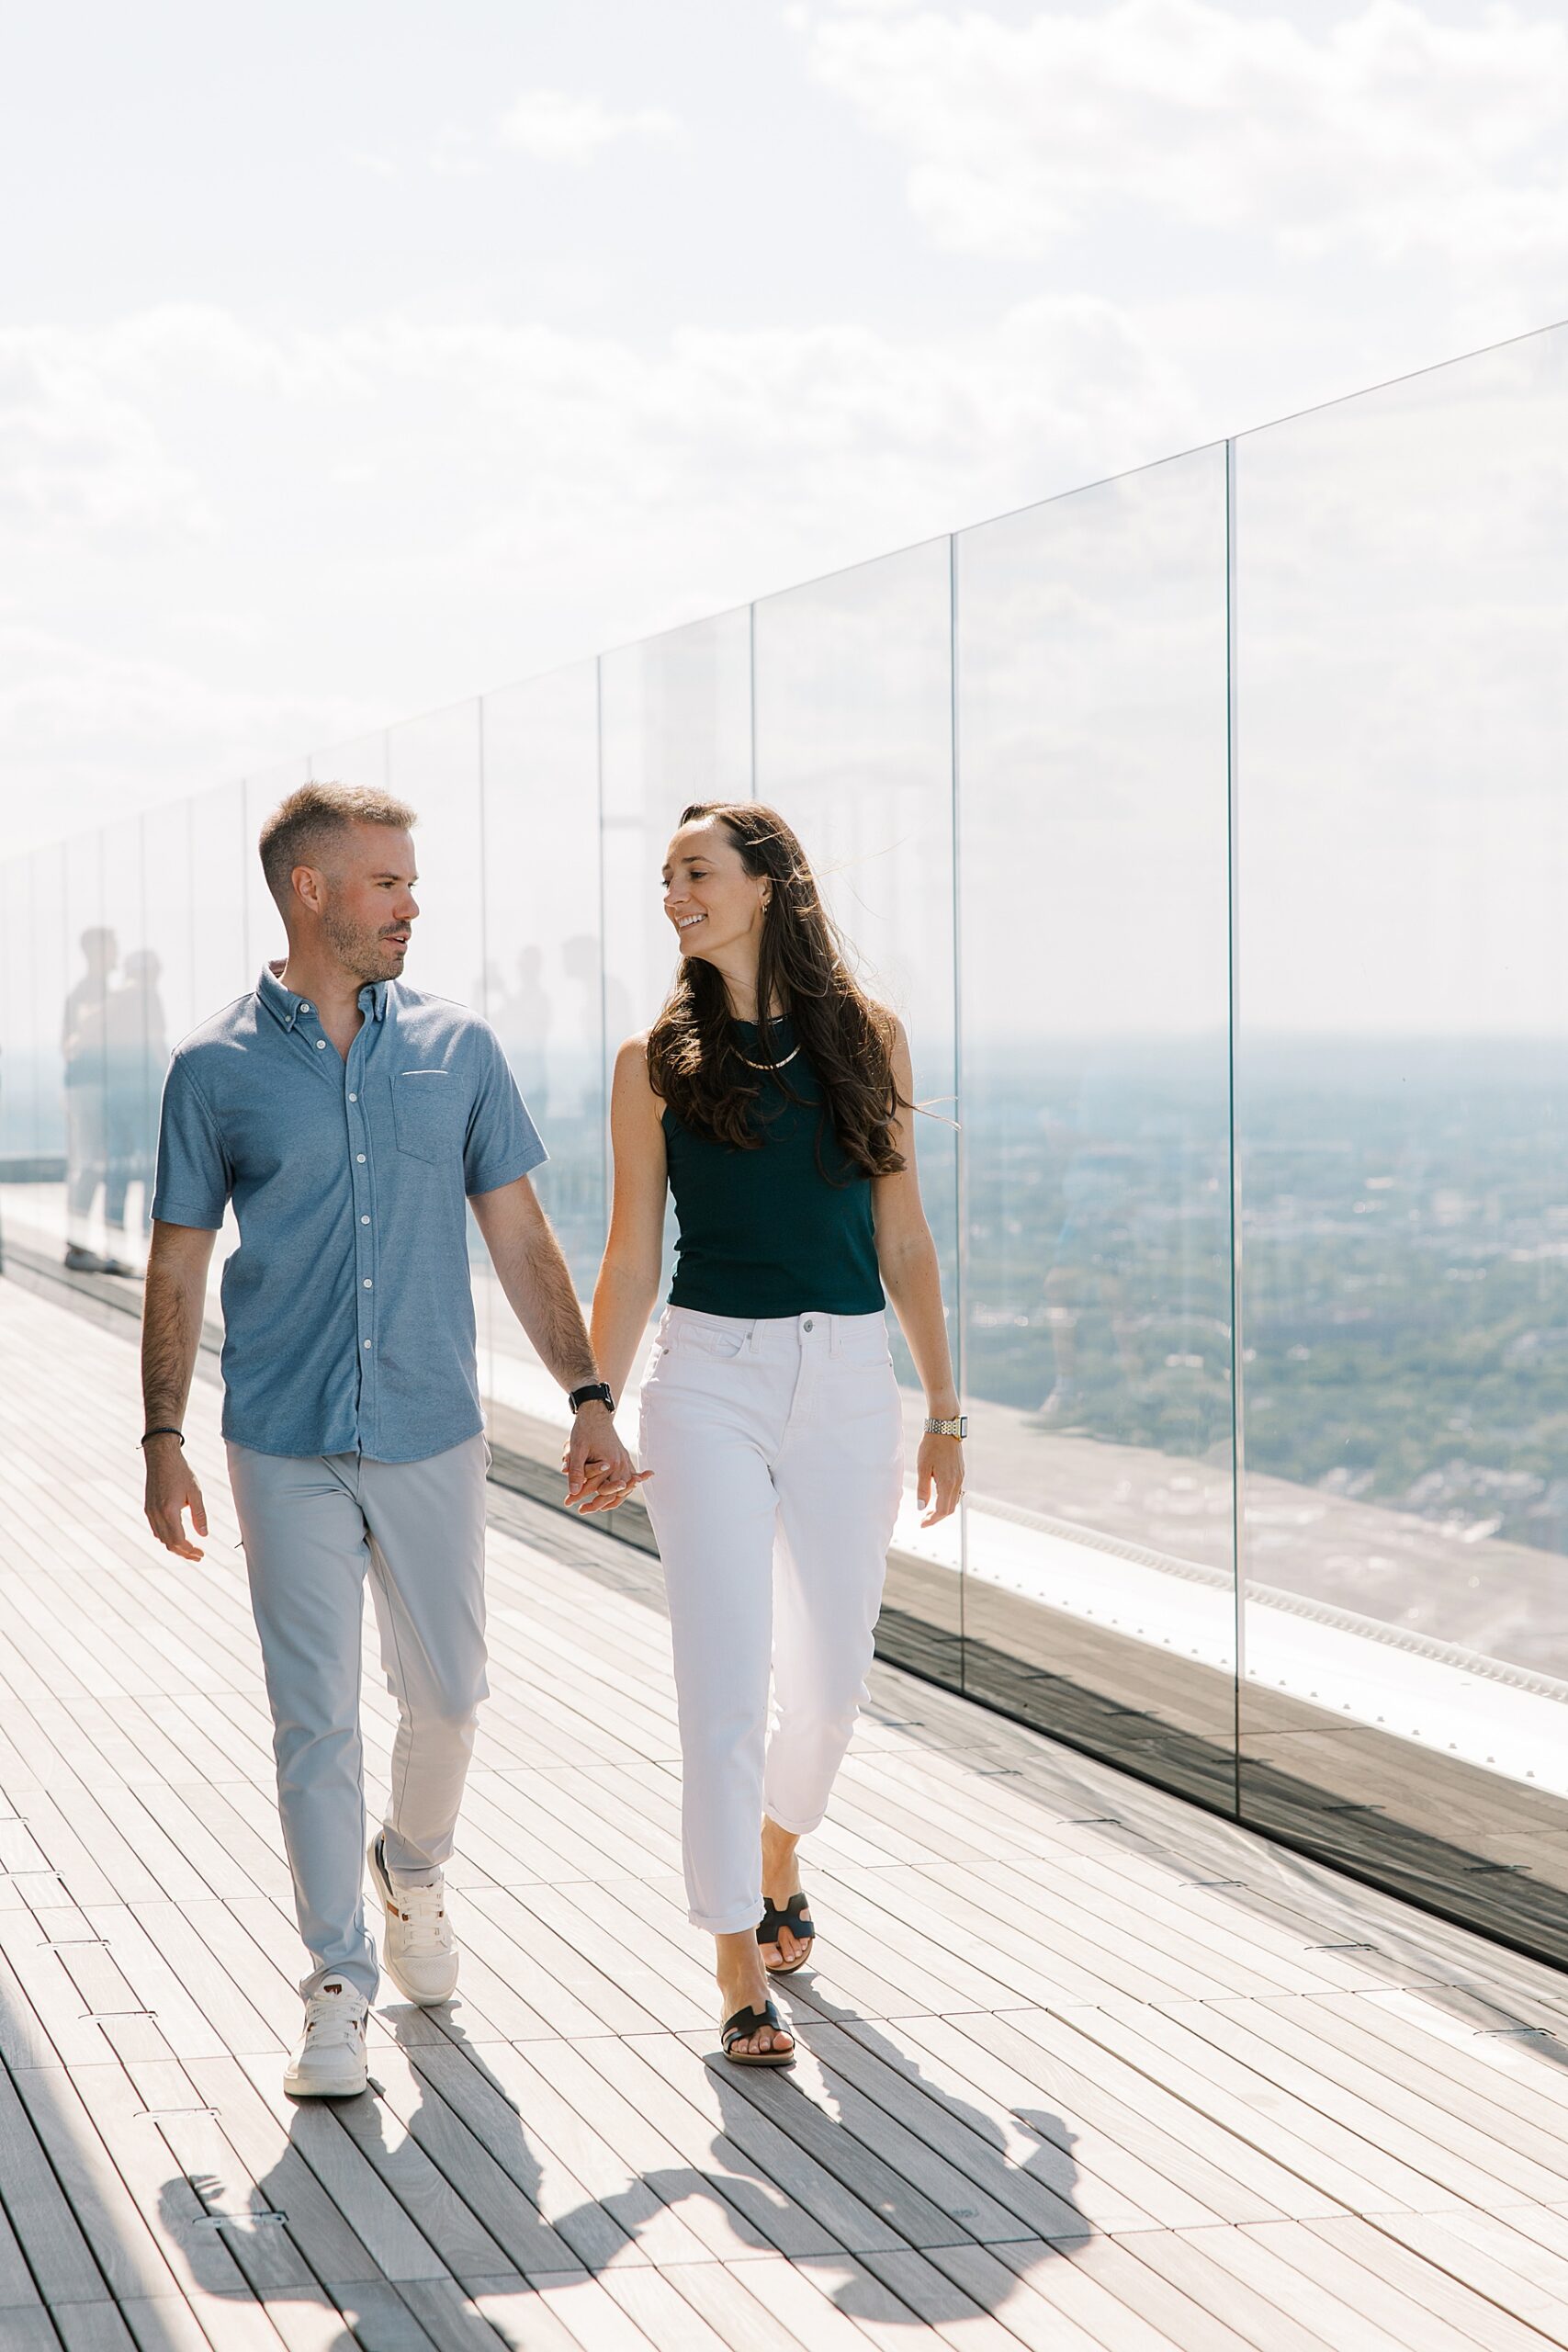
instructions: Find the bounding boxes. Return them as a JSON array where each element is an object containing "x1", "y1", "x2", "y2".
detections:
[
  {"x1": 590, "y1": 1035, "x2": 670, "y2": 1411},
  {"x1": 873, "y1": 1014, "x2": 964, "y2": 1527}
]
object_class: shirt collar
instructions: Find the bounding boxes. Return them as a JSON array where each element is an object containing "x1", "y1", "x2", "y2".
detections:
[{"x1": 257, "y1": 962, "x2": 389, "y2": 1031}]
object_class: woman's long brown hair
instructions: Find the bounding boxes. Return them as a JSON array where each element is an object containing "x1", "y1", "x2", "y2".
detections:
[{"x1": 647, "y1": 802, "x2": 907, "y2": 1177}]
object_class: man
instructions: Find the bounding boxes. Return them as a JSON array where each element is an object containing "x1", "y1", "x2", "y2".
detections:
[{"x1": 141, "y1": 783, "x2": 641, "y2": 2099}]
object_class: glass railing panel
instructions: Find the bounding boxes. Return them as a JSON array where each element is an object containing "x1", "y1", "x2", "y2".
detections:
[
  {"x1": 599, "y1": 607, "x2": 754, "y2": 1414},
  {"x1": 60, "y1": 829, "x2": 115, "y2": 1275},
  {"x1": 955, "y1": 447, "x2": 1234, "y2": 1796},
  {"x1": 378, "y1": 701, "x2": 489, "y2": 1396},
  {"x1": 1234, "y1": 322, "x2": 1568, "y2": 1952},
  {"x1": 378, "y1": 707, "x2": 482, "y2": 1008},
  {"x1": 241, "y1": 763, "x2": 310, "y2": 980},
  {"x1": 751, "y1": 537, "x2": 962, "y2": 1684},
  {"x1": 0, "y1": 852, "x2": 37, "y2": 1169},
  {"x1": 9, "y1": 843, "x2": 70, "y2": 1272},
  {"x1": 479, "y1": 663, "x2": 605, "y2": 1446},
  {"x1": 190, "y1": 783, "x2": 251, "y2": 1021},
  {"x1": 91, "y1": 812, "x2": 154, "y2": 1278},
  {"x1": 0, "y1": 849, "x2": 44, "y2": 1272}
]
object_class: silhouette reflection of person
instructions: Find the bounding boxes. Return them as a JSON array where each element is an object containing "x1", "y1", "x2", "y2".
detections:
[
  {"x1": 62, "y1": 925, "x2": 133, "y2": 1275},
  {"x1": 491, "y1": 945, "x2": 551, "y2": 1125},
  {"x1": 104, "y1": 948, "x2": 168, "y2": 1244}
]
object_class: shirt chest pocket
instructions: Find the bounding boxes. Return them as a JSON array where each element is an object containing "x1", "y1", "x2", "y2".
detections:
[{"x1": 392, "y1": 1069, "x2": 467, "y2": 1164}]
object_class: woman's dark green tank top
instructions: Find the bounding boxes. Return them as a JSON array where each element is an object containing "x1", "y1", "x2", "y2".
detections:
[{"x1": 662, "y1": 1018, "x2": 885, "y2": 1317}]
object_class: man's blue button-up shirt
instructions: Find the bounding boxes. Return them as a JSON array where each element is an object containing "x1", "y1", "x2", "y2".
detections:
[{"x1": 152, "y1": 964, "x2": 547, "y2": 1463}]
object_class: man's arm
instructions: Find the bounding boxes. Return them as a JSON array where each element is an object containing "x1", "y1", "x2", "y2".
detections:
[
  {"x1": 141, "y1": 1220, "x2": 219, "y2": 1561},
  {"x1": 468, "y1": 1176, "x2": 647, "y2": 1513}
]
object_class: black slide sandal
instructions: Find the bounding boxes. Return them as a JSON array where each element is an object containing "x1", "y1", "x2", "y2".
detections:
[
  {"x1": 758, "y1": 1891, "x2": 815, "y2": 1974},
  {"x1": 721, "y1": 1999, "x2": 795, "y2": 2066}
]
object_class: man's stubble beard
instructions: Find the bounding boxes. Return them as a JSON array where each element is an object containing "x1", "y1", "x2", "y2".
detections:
[{"x1": 322, "y1": 899, "x2": 405, "y2": 987}]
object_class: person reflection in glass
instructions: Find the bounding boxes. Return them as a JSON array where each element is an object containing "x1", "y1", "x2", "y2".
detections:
[
  {"x1": 492, "y1": 944, "x2": 551, "y2": 1126},
  {"x1": 62, "y1": 924, "x2": 132, "y2": 1275},
  {"x1": 103, "y1": 947, "x2": 168, "y2": 1251}
]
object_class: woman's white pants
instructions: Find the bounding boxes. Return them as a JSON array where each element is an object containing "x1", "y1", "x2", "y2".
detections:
[{"x1": 637, "y1": 1304, "x2": 905, "y2": 1933}]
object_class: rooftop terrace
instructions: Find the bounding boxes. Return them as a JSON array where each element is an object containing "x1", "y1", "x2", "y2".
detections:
[{"x1": 5, "y1": 1271, "x2": 1568, "y2": 2349}]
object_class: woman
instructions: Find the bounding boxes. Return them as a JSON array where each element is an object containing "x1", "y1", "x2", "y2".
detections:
[{"x1": 586, "y1": 802, "x2": 964, "y2": 2065}]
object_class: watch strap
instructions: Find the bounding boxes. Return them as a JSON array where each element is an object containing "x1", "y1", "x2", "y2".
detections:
[
  {"x1": 924, "y1": 1414, "x2": 967, "y2": 1439},
  {"x1": 568, "y1": 1381, "x2": 615, "y2": 1414}
]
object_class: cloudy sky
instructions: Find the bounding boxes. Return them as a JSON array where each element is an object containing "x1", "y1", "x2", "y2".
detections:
[{"x1": 5, "y1": 0, "x2": 1566, "y2": 853}]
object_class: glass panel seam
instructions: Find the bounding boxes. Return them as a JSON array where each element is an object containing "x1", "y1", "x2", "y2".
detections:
[
  {"x1": 1225, "y1": 432, "x2": 1246, "y2": 1820},
  {"x1": 593, "y1": 652, "x2": 610, "y2": 1221},
  {"x1": 949, "y1": 530, "x2": 967, "y2": 1661}
]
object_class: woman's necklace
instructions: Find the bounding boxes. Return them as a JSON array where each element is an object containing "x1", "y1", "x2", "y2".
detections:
[
  {"x1": 735, "y1": 1043, "x2": 800, "y2": 1071},
  {"x1": 733, "y1": 1016, "x2": 799, "y2": 1073}
]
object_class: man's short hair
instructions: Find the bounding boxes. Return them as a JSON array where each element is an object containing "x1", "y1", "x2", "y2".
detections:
[{"x1": 258, "y1": 782, "x2": 417, "y2": 913}]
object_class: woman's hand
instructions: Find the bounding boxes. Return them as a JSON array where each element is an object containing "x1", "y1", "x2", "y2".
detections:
[{"x1": 916, "y1": 1430, "x2": 964, "y2": 1527}]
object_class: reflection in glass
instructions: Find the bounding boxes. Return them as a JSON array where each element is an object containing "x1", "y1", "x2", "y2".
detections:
[{"x1": 956, "y1": 450, "x2": 1233, "y2": 1788}]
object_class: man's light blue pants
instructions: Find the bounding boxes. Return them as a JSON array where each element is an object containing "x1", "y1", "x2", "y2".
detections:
[{"x1": 226, "y1": 1433, "x2": 490, "y2": 2002}]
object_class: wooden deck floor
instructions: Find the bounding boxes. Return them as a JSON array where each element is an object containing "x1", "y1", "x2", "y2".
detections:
[{"x1": 5, "y1": 1277, "x2": 1568, "y2": 2351}]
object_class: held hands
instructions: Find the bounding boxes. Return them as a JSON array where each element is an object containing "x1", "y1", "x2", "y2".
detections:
[
  {"x1": 916, "y1": 1430, "x2": 964, "y2": 1528},
  {"x1": 143, "y1": 1439, "x2": 209, "y2": 1562},
  {"x1": 562, "y1": 1402, "x2": 653, "y2": 1516}
]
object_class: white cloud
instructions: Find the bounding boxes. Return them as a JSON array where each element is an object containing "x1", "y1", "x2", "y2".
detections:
[
  {"x1": 0, "y1": 331, "x2": 211, "y2": 541},
  {"x1": 431, "y1": 123, "x2": 486, "y2": 178},
  {"x1": 0, "y1": 623, "x2": 378, "y2": 843},
  {"x1": 498, "y1": 89, "x2": 684, "y2": 164},
  {"x1": 803, "y1": 0, "x2": 1568, "y2": 294},
  {"x1": 0, "y1": 292, "x2": 1199, "y2": 846}
]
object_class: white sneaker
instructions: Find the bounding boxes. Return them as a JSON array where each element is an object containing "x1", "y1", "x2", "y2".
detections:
[
  {"x1": 367, "y1": 1832, "x2": 459, "y2": 2006},
  {"x1": 284, "y1": 1980, "x2": 368, "y2": 2098}
]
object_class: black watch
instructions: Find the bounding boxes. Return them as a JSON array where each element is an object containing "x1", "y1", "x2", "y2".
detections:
[{"x1": 568, "y1": 1381, "x2": 615, "y2": 1415}]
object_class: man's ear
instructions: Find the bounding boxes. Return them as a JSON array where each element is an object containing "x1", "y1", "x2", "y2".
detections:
[{"x1": 291, "y1": 865, "x2": 324, "y2": 918}]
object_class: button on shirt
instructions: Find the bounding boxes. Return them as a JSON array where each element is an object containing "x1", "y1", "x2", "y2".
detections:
[{"x1": 152, "y1": 965, "x2": 547, "y2": 1462}]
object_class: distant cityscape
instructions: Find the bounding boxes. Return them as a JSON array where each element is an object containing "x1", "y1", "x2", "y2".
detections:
[{"x1": 964, "y1": 1036, "x2": 1568, "y2": 1562}]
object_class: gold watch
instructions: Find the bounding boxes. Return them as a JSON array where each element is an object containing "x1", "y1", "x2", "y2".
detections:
[{"x1": 924, "y1": 1414, "x2": 966, "y2": 1438}]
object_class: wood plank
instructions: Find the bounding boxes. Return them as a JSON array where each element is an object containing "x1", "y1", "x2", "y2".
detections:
[
  {"x1": 1296, "y1": 2214, "x2": 1567, "y2": 2352},
  {"x1": 561, "y1": 2035, "x2": 845, "y2": 2261},
  {"x1": 915, "y1": 2242, "x2": 1124, "y2": 2352},
  {"x1": 1052, "y1": 1994, "x2": 1458, "y2": 2214},
  {"x1": 47, "y1": 2303, "x2": 139, "y2": 2352},
  {"x1": 1192, "y1": 1998, "x2": 1568, "y2": 2207},
  {"x1": 675, "y1": 2030, "x2": 1010, "y2": 2251},
  {"x1": 1247, "y1": 2218, "x2": 1546, "y2": 2352},
  {"x1": 616, "y1": 2033, "x2": 908, "y2": 2257},
  {"x1": 972, "y1": 2007, "x2": 1337, "y2": 2223},
  {"x1": 231, "y1": 2052, "x2": 450, "y2": 2285},
  {"x1": 894, "y1": 2010, "x2": 1244, "y2": 2233},
  {"x1": 401, "y1": 2040, "x2": 645, "y2": 2278}
]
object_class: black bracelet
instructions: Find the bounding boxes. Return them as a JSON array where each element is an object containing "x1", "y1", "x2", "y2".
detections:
[{"x1": 140, "y1": 1428, "x2": 185, "y2": 1448}]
